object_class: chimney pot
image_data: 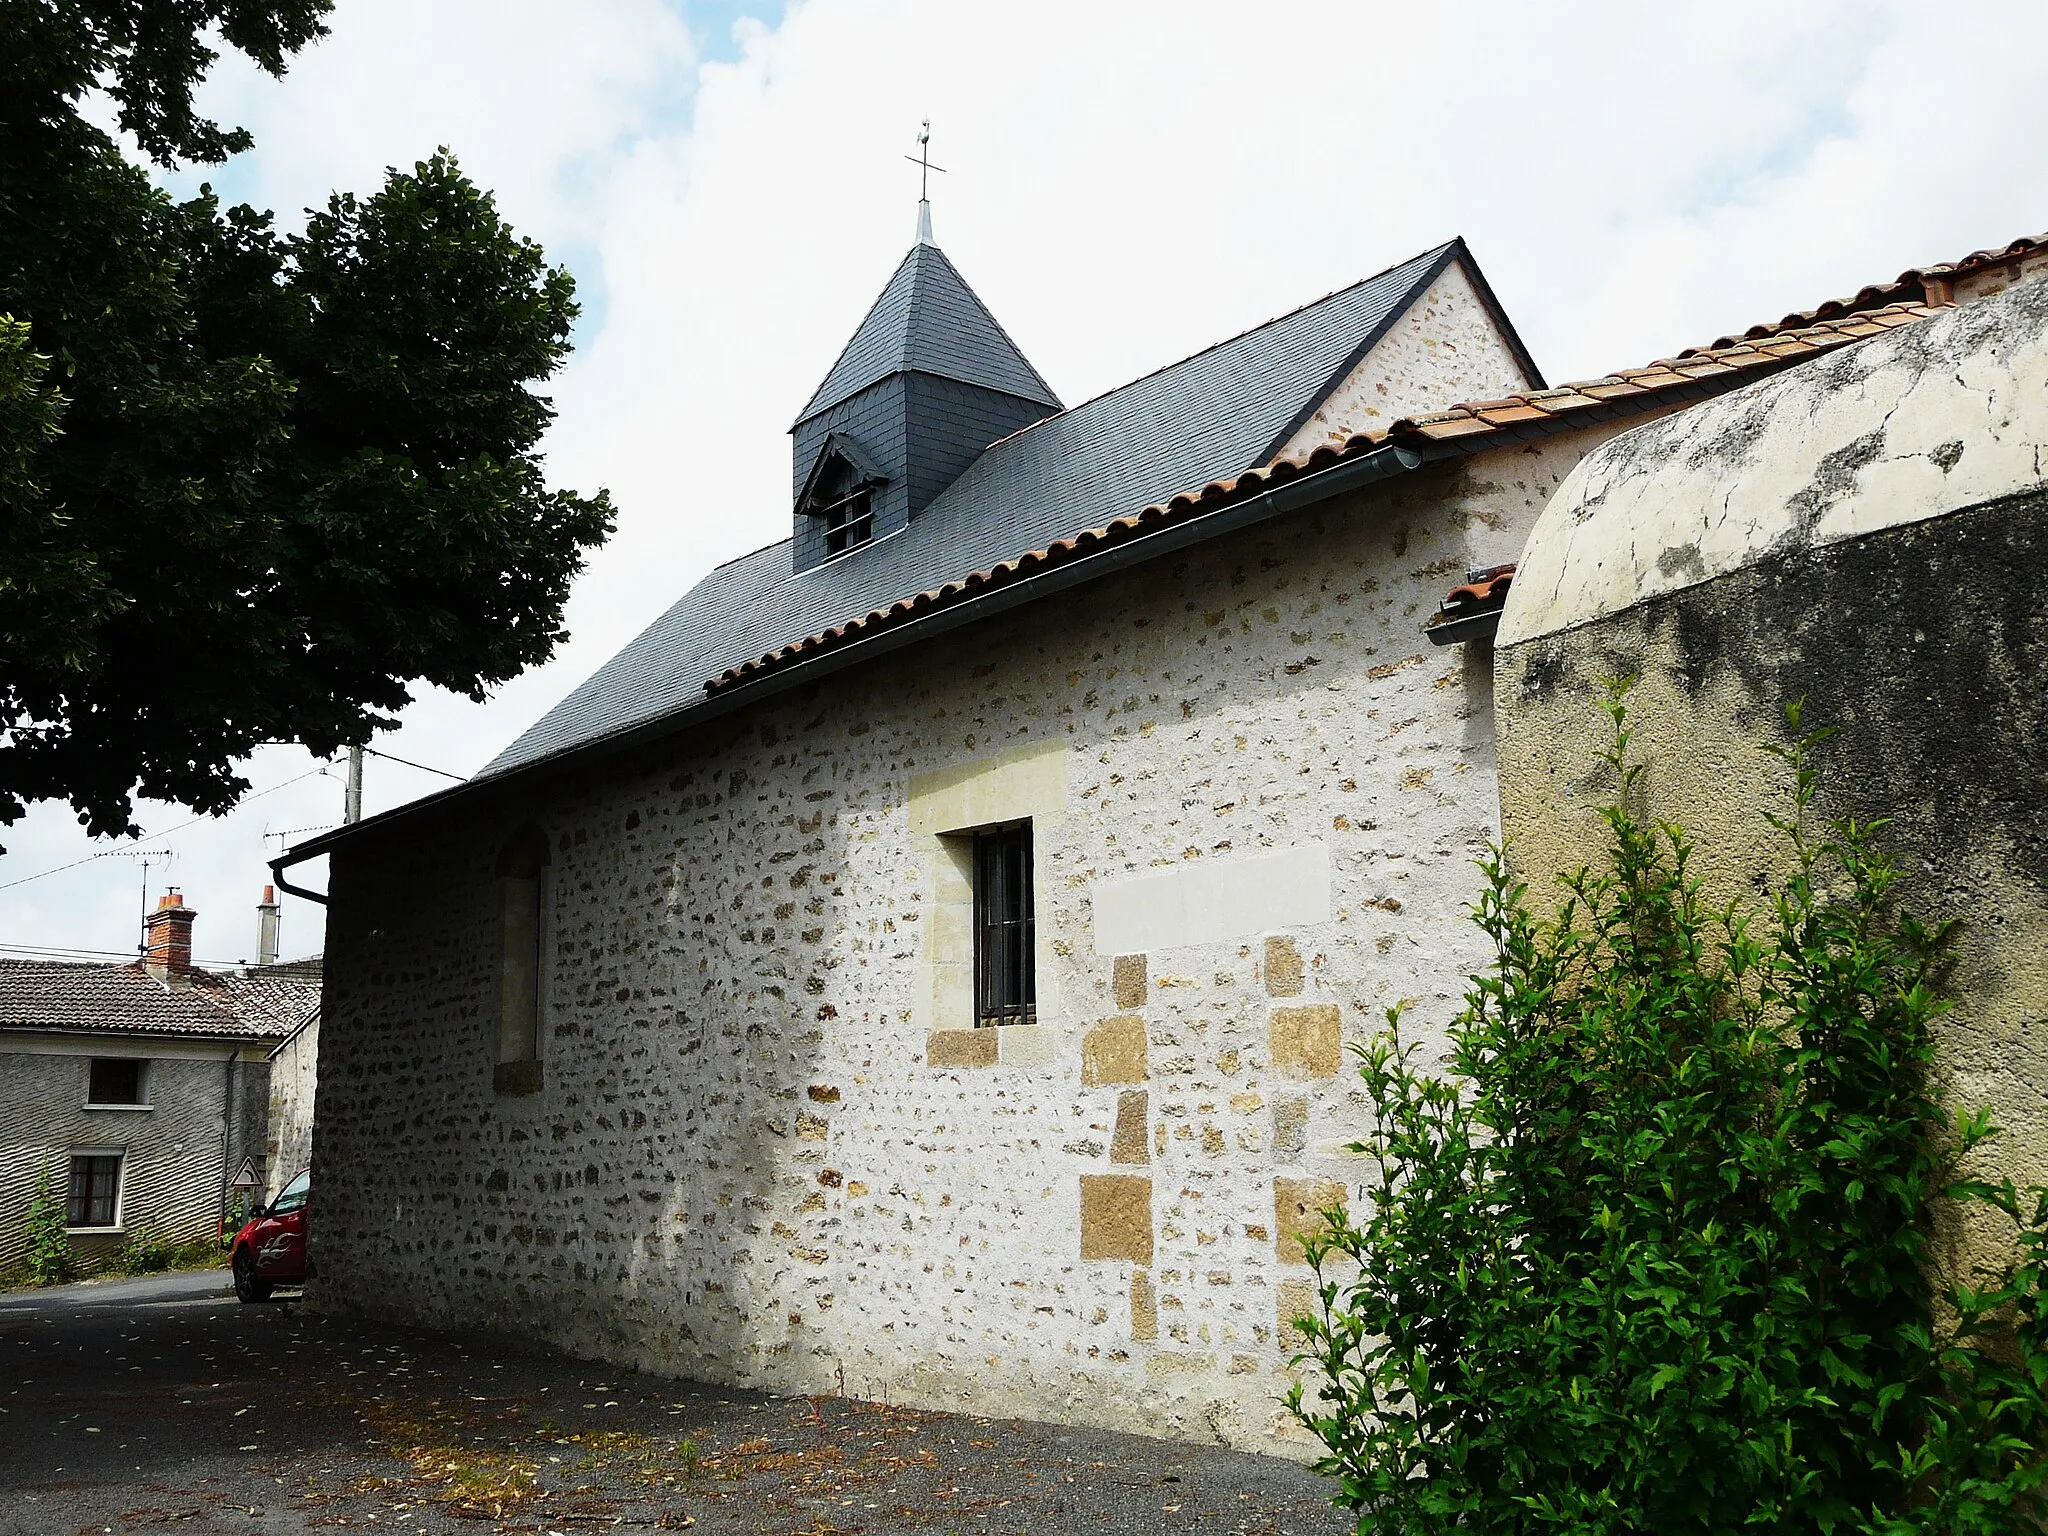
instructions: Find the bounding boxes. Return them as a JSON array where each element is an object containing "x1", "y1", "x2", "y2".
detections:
[{"x1": 256, "y1": 884, "x2": 281, "y2": 967}]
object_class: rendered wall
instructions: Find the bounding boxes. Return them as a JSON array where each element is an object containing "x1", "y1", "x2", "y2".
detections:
[
  {"x1": 1494, "y1": 275, "x2": 2048, "y2": 1261},
  {"x1": 0, "y1": 1037, "x2": 253, "y2": 1270}
]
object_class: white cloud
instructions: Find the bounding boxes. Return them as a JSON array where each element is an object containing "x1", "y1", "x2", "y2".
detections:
[{"x1": 5, "y1": 0, "x2": 2042, "y2": 960}]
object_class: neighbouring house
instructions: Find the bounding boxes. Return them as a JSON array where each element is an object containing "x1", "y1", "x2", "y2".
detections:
[
  {"x1": 281, "y1": 212, "x2": 2038, "y2": 1452},
  {"x1": 0, "y1": 891, "x2": 322, "y2": 1276}
]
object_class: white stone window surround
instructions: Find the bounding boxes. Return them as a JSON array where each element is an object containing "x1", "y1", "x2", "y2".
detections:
[
  {"x1": 910, "y1": 738, "x2": 1068, "y2": 1067},
  {"x1": 84, "y1": 1055, "x2": 152, "y2": 1111},
  {"x1": 65, "y1": 1145, "x2": 126, "y2": 1233},
  {"x1": 493, "y1": 825, "x2": 552, "y2": 1095}
]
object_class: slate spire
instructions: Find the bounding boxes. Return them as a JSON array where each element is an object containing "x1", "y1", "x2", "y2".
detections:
[
  {"x1": 795, "y1": 243, "x2": 1061, "y2": 424},
  {"x1": 790, "y1": 237, "x2": 1061, "y2": 572}
]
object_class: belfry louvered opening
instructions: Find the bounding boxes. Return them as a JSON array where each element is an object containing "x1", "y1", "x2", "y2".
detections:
[{"x1": 804, "y1": 450, "x2": 879, "y2": 557}]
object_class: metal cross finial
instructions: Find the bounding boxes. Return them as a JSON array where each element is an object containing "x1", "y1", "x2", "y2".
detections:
[{"x1": 904, "y1": 119, "x2": 947, "y2": 202}]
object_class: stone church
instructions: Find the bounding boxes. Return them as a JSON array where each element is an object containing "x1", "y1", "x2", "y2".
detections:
[{"x1": 285, "y1": 202, "x2": 2010, "y2": 1452}]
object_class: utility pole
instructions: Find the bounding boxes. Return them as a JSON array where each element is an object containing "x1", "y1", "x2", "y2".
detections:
[{"x1": 344, "y1": 746, "x2": 363, "y2": 825}]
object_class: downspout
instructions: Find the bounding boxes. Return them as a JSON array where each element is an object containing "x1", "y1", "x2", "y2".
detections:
[{"x1": 218, "y1": 1052, "x2": 235, "y2": 1240}]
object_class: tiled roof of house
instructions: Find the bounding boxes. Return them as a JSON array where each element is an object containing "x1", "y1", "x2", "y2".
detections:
[
  {"x1": 1693, "y1": 232, "x2": 2047, "y2": 350},
  {"x1": 481, "y1": 239, "x2": 1481, "y2": 778},
  {"x1": 0, "y1": 957, "x2": 319, "y2": 1040},
  {"x1": 797, "y1": 241, "x2": 1062, "y2": 422}
]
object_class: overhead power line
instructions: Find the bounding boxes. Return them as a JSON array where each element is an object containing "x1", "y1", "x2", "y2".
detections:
[
  {"x1": 359, "y1": 745, "x2": 467, "y2": 782},
  {"x1": 0, "y1": 764, "x2": 328, "y2": 894}
]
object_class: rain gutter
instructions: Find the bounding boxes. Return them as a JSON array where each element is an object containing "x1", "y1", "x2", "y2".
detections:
[{"x1": 269, "y1": 437, "x2": 1428, "y2": 901}]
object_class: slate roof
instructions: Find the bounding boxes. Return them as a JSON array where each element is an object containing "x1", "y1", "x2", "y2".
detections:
[
  {"x1": 0, "y1": 957, "x2": 320, "y2": 1040},
  {"x1": 797, "y1": 241, "x2": 1062, "y2": 423},
  {"x1": 483, "y1": 239, "x2": 1471, "y2": 778},
  {"x1": 706, "y1": 301, "x2": 1943, "y2": 690}
]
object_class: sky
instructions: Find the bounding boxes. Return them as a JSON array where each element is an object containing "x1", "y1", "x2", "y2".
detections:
[{"x1": 3, "y1": 0, "x2": 2044, "y2": 969}]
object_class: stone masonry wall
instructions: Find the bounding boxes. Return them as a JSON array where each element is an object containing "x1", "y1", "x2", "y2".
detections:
[
  {"x1": 316, "y1": 427, "x2": 1621, "y2": 1455},
  {"x1": 266, "y1": 1015, "x2": 318, "y2": 1200}
]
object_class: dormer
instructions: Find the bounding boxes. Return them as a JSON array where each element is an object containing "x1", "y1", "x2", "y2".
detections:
[
  {"x1": 796, "y1": 432, "x2": 888, "y2": 559},
  {"x1": 791, "y1": 224, "x2": 1060, "y2": 573}
]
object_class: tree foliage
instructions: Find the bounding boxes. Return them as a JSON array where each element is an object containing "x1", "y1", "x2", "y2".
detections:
[
  {"x1": 1290, "y1": 692, "x2": 2048, "y2": 1534},
  {"x1": 0, "y1": 0, "x2": 614, "y2": 837}
]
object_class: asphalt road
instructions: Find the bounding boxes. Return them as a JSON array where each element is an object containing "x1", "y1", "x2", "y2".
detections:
[{"x1": 0, "y1": 1269, "x2": 1355, "y2": 1535}]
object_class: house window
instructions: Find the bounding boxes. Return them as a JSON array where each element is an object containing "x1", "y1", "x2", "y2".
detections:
[
  {"x1": 494, "y1": 826, "x2": 550, "y2": 1095},
  {"x1": 67, "y1": 1153, "x2": 121, "y2": 1228},
  {"x1": 87, "y1": 1058, "x2": 146, "y2": 1106},
  {"x1": 973, "y1": 822, "x2": 1036, "y2": 1027}
]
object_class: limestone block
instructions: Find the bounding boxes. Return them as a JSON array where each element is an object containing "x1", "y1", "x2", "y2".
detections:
[
  {"x1": 1091, "y1": 843, "x2": 1329, "y2": 955},
  {"x1": 998, "y1": 1023, "x2": 1059, "y2": 1068},
  {"x1": 1130, "y1": 1269, "x2": 1157, "y2": 1341},
  {"x1": 909, "y1": 738, "x2": 1068, "y2": 835},
  {"x1": 1269, "y1": 1005, "x2": 1342, "y2": 1079},
  {"x1": 1263, "y1": 936, "x2": 1304, "y2": 998},
  {"x1": 1079, "y1": 1174, "x2": 1153, "y2": 1264},
  {"x1": 1109, "y1": 1090, "x2": 1149, "y2": 1164},
  {"x1": 493, "y1": 1060, "x2": 542, "y2": 1096},
  {"x1": 1274, "y1": 1176, "x2": 1347, "y2": 1265},
  {"x1": 1112, "y1": 953, "x2": 1147, "y2": 1011},
  {"x1": 1271, "y1": 1095, "x2": 1309, "y2": 1159},
  {"x1": 1081, "y1": 1015, "x2": 1147, "y2": 1086},
  {"x1": 926, "y1": 1028, "x2": 998, "y2": 1069},
  {"x1": 1275, "y1": 1275, "x2": 1320, "y2": 1343}
]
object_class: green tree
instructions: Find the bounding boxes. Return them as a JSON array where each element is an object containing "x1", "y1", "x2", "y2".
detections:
[
  {"x1": 0, "y1": 1, "x2": 613, "y2": 838},
  {"x1": 1290, "y1": 694, "x2": 2048, "y2": 1534}
]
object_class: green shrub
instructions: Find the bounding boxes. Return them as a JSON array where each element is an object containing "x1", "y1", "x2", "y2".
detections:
[
  {"x1": 117, "y1": 1224, "x2": 176, "y2": 1275},
  {"x1": 1289, "y1": 692, "x2": 2048, "y2": 1535},
  {"x1": 22, "y1": 1164, "x2": 71, "y2": 1286}
]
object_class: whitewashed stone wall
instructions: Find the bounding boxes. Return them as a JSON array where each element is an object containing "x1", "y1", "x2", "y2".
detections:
[
  {"x1": 266, "y1": 1014, "x2": 318, "y2": 1199},
  {"x1": 315, "y1": 427, "x2": 1616, "y2": 1454},
  {"x1": 1276, "y1": 259, "x2": 1535, "y2": 462}
]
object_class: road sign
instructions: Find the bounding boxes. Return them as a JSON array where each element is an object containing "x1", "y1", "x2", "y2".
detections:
[{"x1": 229, "y1": 1157, "x2": 262, "y2": 1189}]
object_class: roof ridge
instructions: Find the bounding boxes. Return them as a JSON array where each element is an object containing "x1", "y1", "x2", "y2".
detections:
[{"x1": 970, "y1": 240, "x2": 1460, "y2": 453}]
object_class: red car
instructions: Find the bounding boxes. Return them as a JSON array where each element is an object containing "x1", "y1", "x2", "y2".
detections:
[{"x1": 231, "y1": 1168, "x2": 308, "y2": 1302}]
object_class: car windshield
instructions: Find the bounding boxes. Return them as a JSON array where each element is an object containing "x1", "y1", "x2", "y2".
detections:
[{"x1": 270, "y1": 1169, "x2": 310, "y2": 1214}]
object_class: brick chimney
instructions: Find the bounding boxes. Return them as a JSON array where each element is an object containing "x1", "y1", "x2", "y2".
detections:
[
  {"x1": 144, "y1": 890, "x2": 197, "y2": 988},
  {"x1": 256, "y1": 884, "x2": 280, "y2": 967}
]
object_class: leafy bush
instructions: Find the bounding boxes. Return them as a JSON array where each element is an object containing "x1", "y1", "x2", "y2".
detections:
[
  {"x1": 22, "y1": 1163, "x2": 71, "y2": 1286},
  {"x1": 117, "y1": 1224, "x2": 176, "y2": 1275},
  {"x1": 1290, "y1": 693, "x2": 2048, "y2": 1535}
]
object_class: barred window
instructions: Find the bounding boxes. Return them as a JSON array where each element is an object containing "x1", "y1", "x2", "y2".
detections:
[
  {"x1": 67, "y1": 1153, "x2": 120, "y2": 1228},
  {"x1": 973, "y1": 822, "x2": 1036, "y2": 1027}
]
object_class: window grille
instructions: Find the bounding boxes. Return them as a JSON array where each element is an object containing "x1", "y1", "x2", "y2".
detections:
[
  {"x1": 973, "y1": 822, "x2": 1036, "y2": 1027},
  {"x1": 67, "y1": 1153, "x2": 120, "y2": 1227},
  {"x1": 815, "y1": 485, "x2": 875, "y2": 556}
]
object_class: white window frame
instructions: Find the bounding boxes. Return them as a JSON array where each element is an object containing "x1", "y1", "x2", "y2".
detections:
[{"x1": 65, "y1": 1146, "x2": 126, "y2": 1233}]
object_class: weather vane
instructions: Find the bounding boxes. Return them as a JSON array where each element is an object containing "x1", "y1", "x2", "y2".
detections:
[{"x1": 904, "y1": 119, "x2": 947, "y2": 202}]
